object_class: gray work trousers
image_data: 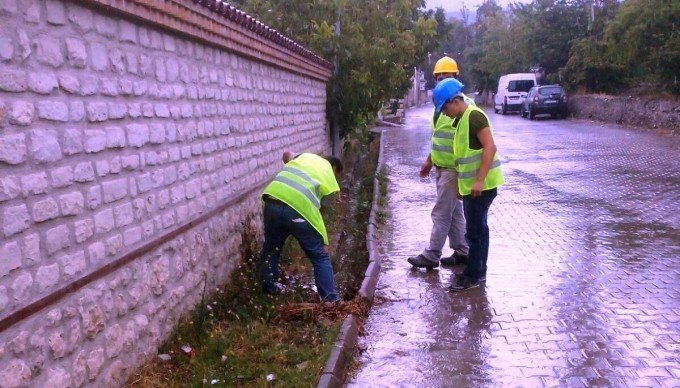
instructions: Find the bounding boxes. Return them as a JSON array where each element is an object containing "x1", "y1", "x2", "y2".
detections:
[{"x1": 421, "y1": 167, "x2": 469, "y2": 261}]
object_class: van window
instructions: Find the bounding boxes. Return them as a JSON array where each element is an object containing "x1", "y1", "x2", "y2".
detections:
[{"x1": 508, "y1": 80, "x2": 534, "y2": 93}]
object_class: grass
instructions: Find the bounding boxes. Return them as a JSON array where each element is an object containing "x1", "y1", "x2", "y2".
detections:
[{"x1": 129, "y1": 134, "x2": 382, "y2": 387}]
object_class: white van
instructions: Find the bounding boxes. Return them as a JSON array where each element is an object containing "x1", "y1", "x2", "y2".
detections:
[{"x1": 493, "y1": 73, "x2": 538, "y2": 114}]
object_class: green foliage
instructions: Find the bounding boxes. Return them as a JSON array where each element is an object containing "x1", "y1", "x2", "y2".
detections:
[
  {"x1": 232, "y1": 0, "x2": 439, "y2": 137},
  {"x1": 603, "y1": 0, "x2": 680, "y2": 93}
]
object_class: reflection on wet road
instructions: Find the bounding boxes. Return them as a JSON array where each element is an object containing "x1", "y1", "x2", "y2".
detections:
[{"x1": 348, "y1": 105, "x2": 680, "y2": 386}]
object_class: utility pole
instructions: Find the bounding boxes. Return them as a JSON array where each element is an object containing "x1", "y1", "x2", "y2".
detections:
[{"x1": 330, "y1": 0, "x2": 342, "y2": 157}]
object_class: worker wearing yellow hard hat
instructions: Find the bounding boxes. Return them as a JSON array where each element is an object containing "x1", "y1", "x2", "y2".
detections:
[{"x1": 407, "y1": 56, "x2": 472, "y2": 269}]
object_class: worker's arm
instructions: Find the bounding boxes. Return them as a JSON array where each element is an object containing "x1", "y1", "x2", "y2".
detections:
[
  {"x1": 470, "y1": 127, "x2": 497, "y2": 197},
  {"x1": 419, "y1": 153, "x2": 433, "y2": 178}
]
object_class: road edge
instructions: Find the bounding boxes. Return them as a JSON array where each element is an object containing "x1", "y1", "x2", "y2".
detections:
[{"x1": 317, "y1": 128, "x2": 386, "y2": 388}]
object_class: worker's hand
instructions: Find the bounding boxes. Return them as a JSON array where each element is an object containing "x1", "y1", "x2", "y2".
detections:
[
  {"x1": 282, "y1": 151, "x2": 294, "y2": 164},
  {"x1": 471, "y1": 180, "x2": 483, "y2": 197},
  {"x1": 419, "y1": 160, "x2": 433, "y2": 178}
]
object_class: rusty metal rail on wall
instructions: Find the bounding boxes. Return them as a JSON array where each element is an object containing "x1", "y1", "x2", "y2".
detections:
[
  {"x1": 78, "y1": 0, "x2": 333, "y2": 81},
  {"x1": 0, "y1": 182, "x2": 268, "y2": 333}
]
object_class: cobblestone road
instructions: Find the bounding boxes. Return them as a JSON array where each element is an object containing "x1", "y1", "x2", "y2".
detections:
[{"x1": 348, "y1": 105, "x2": 680, "y2": 386}]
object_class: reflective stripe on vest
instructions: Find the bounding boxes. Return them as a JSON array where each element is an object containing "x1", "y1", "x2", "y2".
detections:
[
  {"x1": 281, "y1": 166, "x2": 321, "y2": 200},
  {"x1": 430, "y1": 111, "x2": 456, "y2": 168},
  {"x1": 453, "y1": 106, "x2": 505, "y2": 196},
  {"x1": 430, "y1": 95, "x2": 476, "y2": 168},
  {"x1": 272, "y1": 175, "x2": 320, "y2": 208}
]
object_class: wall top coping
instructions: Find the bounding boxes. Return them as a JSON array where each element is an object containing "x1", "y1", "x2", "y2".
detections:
[{"x1": 81, "y1": 0, "x2": 333, "y2": 80}]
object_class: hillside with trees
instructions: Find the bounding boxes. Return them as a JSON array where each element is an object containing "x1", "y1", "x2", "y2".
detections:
[{"x1": 234, "y1": 0, "x2": 678, "y2": 135}]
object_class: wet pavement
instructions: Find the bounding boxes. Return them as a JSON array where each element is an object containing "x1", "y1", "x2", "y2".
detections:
[{"x1": 348, "y1": 105, "x2": 680, "y2": 386}]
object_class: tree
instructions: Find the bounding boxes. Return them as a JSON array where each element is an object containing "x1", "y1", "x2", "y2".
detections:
[{"x1": 232, "y1": 0, "x2": 439, "y2": 137}]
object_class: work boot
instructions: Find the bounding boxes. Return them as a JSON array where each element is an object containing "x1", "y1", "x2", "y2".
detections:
[
  {"x1": 407, "y1": 254, "x2": 439, "y2": 269},
  {"x1": 440, "y1": 252, "x2": 469, "y2": 266},
  {"x1": 448, "y1": 275, "x2": 480, "y2": 292}
]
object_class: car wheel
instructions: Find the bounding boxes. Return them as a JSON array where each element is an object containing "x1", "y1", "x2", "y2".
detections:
[
  {"x1": 521, "y1": 106, "x2": 527, "y2": 118},
  {"x1": 528, "y1": 108, "x2": 535, "y2": 120},
  {"x1": 550, "y1": 113, "x2": 556, "y2": 119},
  {"x1": 501, "y1": 103, "x2": 507, "y2": 115},
  {"x1": 561, "y1": 111, "x2": 568, "y2": 119}
]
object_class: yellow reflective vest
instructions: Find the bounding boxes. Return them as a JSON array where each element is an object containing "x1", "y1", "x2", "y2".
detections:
[
  {"x1": 453, "y1": 105, "x2": 505, "y2": 196},
  {"x1": 263, "y1": 153, "x2": 339, "y2": 244},
  {"x1": 430, "y1": 93, "x2": 476, "y2": 168}
]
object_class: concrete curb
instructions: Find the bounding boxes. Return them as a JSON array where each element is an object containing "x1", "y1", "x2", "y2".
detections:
[{"x1": 318, "y1": 128, "x2": 386, "y2": 387}]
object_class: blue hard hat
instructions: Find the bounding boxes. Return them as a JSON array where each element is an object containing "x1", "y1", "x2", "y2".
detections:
[{"x1": 433, "y1": 78, "x2": 465, "y2": 114}]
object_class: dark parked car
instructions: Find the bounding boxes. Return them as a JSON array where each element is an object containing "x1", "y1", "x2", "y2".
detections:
[{"x1": 521, "y1": 85, "x2": 568, "y2": 119}]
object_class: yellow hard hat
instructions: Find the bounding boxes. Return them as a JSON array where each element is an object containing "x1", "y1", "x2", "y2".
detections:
[{"x1": 433, "y1": 56, "x2": 459, "y2": 75}]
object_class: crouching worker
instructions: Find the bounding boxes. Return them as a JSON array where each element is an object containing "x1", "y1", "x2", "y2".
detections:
[
  {"x1": 432, "y1": 78, "x2": 505, "y2": 291},
  {"x1": 259, "y1": 151, "x2": 343, "y2": 302}
]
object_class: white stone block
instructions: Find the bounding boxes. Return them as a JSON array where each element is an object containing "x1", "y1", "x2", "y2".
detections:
[
  {"x1": 46, "y1": 225, "x2": 70, "y2": 255},
  {"x1": 94, "y1": 14, "x2": 117, "y2": 39},
  {"x1": 7, "y1": 101, "x2": 34, "y2": 125},
  {"x1": 86, "y1": 102, "x2": 107, "y2": 122},
  {"x1": 32, "y1": 197, "x2": 59, "y2": 222},
  {"x1": 148, "y1": 123, "x2": 164, "y2": 144},
  {"x1": 60, "y1": 251, "x2": 86, "y2": 277},
  {"x1": 86, "y1": 185, "x2": 101, "y2": 210},
  {"x1": 22, "y1": 233, "x2": 41, "y2": 264},
  {"x1": 89, "y1": 42, "x2": 108, "y2": 71},
  {"x1": 94, "y1": 208, "x2": 114, "y2": 235},
  {"x1": 45, "y1": 0, "x2": 66, "y2": 25},
  {"x1": 11, "y1": 271, "x2": 32, "y2": 301},
  {"x1": 105, "y1": 234, "x2": 122, "y2": 256},
  {"x1": 80, "y1": 75, "x2": 98, "y2": 95},
  {"x1": 87, "y1": 242, "x2": 105, "y2": 265},
  {"x1": 65, "y1": 38, "x2": 87, "y2": 68},
  {"x1": 0, "y1": 240, "x2": 21, "y2": 276},
  {"x1": 126, "y1": 123, "x2": 149, "y2": 147},
  {"x1": 36, "y1": 263, "x2": 60, "y2": 292},
  {"x1": 0, "y1": 133, "x2": 26, "y2": 164},
  {"x1": 0, "y1": 359, "x2": 31, "y2": 388},
  {"x1": 0, "y1": 68, "x2": 26, "y2": 93},
  {"x1": 26, "y1": 73, "x2": 59, "y2": 94},
  {"x1": 3, "y1": 204, "x2": 30, "y2": 237},
  {"x1": 50, "y1": 166, "x2": 73, "y2": 189},
  {"x1": 101, "y1": 78, "x2": 118, "y2": 96},
  {"x1": 121, "y1": 155, "x2": 139, "y2": 171},
  {"x1": 36, "y1": 36, "x2": 63, "y2": 68},
  {"x1": 29, "y1": 129, "x2": 62, "y2": 163},
  {"x1": 0, "y1": 35, "x2": 12, "y2": 61},
  {"x1": 123, "y1": 226, "x2": 142, "y2": 246},
  {"x1": 114, "y1": 202, "x2": 134, "y2": 227},
  {"x1": 63, "y1": 128, "x2": 83, "y2": 155},
  {"x1": 68, "y1": 4, "x2": 93, "y2": 32},
  {"x1": 74, "y1": 162, "x2": 95, "y2": 182},
  {"x1": 84, "y1": 130, "x2": 107, "y2": 153},
  {"x1": 37, "y1": 100, "x2": 69, "y2": 122},
  {"x1": 102, "y1": 178, "x2": 127, "y2": 203},
  {"x1": 59, "y1": 74, "x2": 81, "y2": 94},
  {"x1": 59, "y1": 191, "x2": 84, "y2": 216},
  {"x1": 109, "y1": 48, "x2": 125, "y2": 73},
  {"x1": 64, "y1": 103, "x2": 82, "y2": 124},
  {"x1": 74, "y1": 219, "x2": 94, "y2": 243}
]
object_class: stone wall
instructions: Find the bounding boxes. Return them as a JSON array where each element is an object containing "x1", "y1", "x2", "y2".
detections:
[
  {"x1": 0, "y1": 0, "x2": 332, "y2": 386},
  {"x1": 568, "y1": 94, "x2": 680, "y2": 134}
]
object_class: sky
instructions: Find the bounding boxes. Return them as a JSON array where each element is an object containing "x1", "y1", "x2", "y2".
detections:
[{"x1": 425, "y1": 0, "x2": 531, "y2": 17}]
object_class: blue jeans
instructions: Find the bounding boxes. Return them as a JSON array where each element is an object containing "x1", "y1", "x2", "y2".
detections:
[
  {"x1": 462, "y1": 188, "x2": 497, "y2": 280},
  {"x1": 259, "y1": 200, "x2": 339, "y2": 302}
]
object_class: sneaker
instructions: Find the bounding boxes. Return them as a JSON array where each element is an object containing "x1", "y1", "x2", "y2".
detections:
[
  {"x1": 407, "y1": 254, "x2": 439, "y2": 269},
  {"x1": 448, "y1": 275, "x2": 480, "y2": 292},
  {"x1": 440, "y1": 252, "x2": 469, "y2": 266},
  {"x1": 262, "y1": 282, "x2": 284, "y2": 295}
]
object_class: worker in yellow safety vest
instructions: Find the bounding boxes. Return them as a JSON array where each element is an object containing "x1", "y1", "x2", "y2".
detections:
[
  {"x1": 432, "y1": 77, "x2": 504, "y2": 291},
  {"x1": 260, "y1": 151, "x2": 343, "y2": 302},
  {"x1": 408, "y1": 56, "x2": 472, "y2": 269}
]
